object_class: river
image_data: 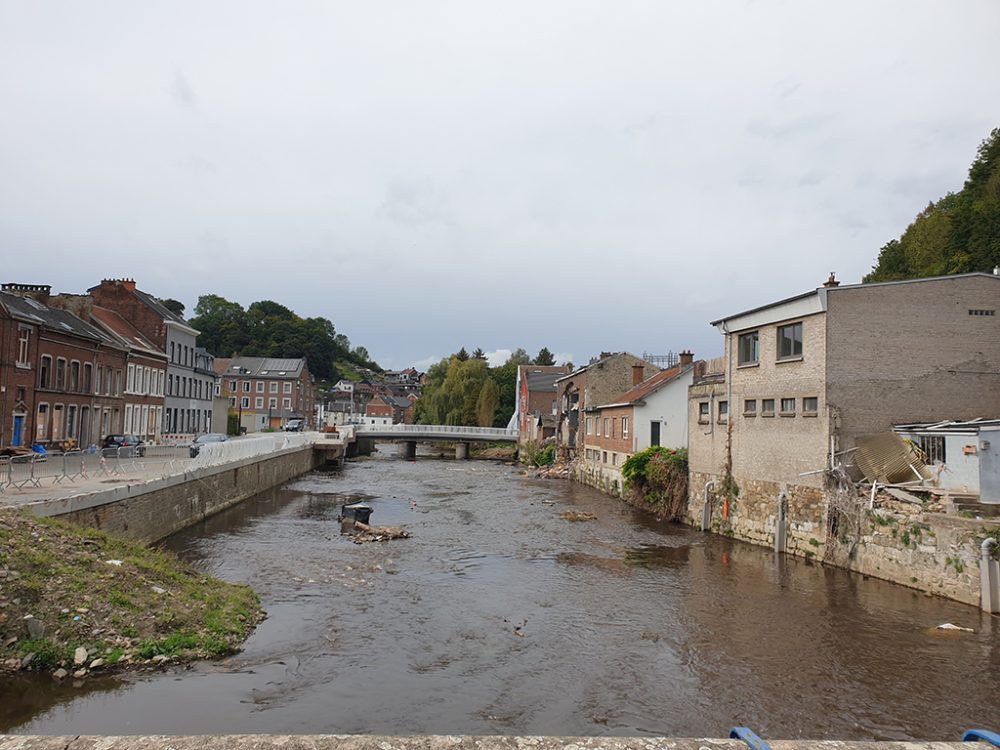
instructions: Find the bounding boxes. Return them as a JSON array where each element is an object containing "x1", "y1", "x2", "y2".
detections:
[{"x1": 3, "y1": 452, "x2": 999, "y2": 737}]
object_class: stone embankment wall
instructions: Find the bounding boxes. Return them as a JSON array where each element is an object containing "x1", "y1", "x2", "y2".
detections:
[
  {"x1": 25, "y1": 446, "x2": 325, "y2": 543},
  {"x1": 685, "y1": 471, "x2": 999, "y2": 607}
]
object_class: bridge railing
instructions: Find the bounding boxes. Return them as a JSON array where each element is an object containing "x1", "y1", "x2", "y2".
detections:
[{"x1": 352, "y1": 424, "x2": 518, "y2": 438}]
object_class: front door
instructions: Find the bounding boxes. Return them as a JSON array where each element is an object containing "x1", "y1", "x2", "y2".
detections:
[
  {"x1": 12, "y1": 414, "x2": 23, "y2": 447},
  {"x1": 650, "y1": 420, "x2": 660, "y2": 447}
]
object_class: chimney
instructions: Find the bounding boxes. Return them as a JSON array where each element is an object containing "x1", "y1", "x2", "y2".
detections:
[
  {"x1": 1, "y1": 283, "x2": 52, "y2": 304},
  {"x1": 632, "y1": 363, "x2": 645, "y2": 386},
  {"x1": 119, "y1": 278, "x2": 137, "y2": 291},
  {"x1": 823, "y1": 272, "x2": 840, "y2": 288},
  {"x1": 679, "y1": 350, "x2": 694, "y2": 367}
]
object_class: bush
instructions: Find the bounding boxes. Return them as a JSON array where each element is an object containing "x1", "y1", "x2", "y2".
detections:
[
  {"x1": 621, "y1": 446, "x2": 689, "y2": 520},
  {"x1": 535, "y1": 444, "x2": 555, "y2": 467}
]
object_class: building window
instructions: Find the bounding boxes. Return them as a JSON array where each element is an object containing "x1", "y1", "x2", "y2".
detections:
[
  {"x1": 603, "y1": 417, "x2": 610, "y2": 437},
  {"x1": 270, "y1": 381, "x2": 278, "y2": 393},
  {"x1": 55, "y1": 358, "x2": 66, "y2": 390},
  {"x1": 36, "y1": 403, "x2": 49, "y2": 440},
  {"x1": 780, "y1": 397, "x2": 796, "y2": 415},
  {"x1": 622, "y1": 417, "x2": 629, "y2": 438},
  {"x1": 284, "y1": 382, "x2": 292, "y2": 394},
  {"x1": 255, "y1": 397, "x2": 264, "y2": 408},
  {"x1": 698, "y1": 402, "x2": 709, "y2": 423},
  {"x1": 803, "y1": 397, "x2": 818, "y2": 415},
  {"x1": 612, "y1": 418, "x2": 617, "y2": 438},
  {"x1": 602, "y1": 451, "x2": 608, "y2": 464},
  {"x1": 586, "y1": 417, "x2": 593, "y2": 435},
  {"x1": 969, "y1": 309, "x2": 996, "y2": 316},
  {"x1": 269, "y1": 397, "x2": 277, "y2": 409},
  {"x1": 718, "y1": 401, "x2": 728, "y2": 423},
  {"x1": 596, "y1": 418, "x2": 602, "y2": 437},
  {"x1": 612, "y1": 453, "x2": 618, "y2": 466},
  {"x1": 17, "y1": 327, "x2": 30, "y2": 365},
  {"x1": 229, "y1": 379, "x2": 237, "y2": 392},
  {"x1": 127, "y1": 364, "x2": 135, "y2": 393},
  {"x1": 243, "y1": 381, "x2": 251, "y2": 392},
  {"x1": 919, "y1": 435, "x2": 946, "y2": 464},
  {"x1": 241, "y1": 397, "x2": 250, "y2": 408},
  {"x1": 283, "y1": 398, "x2": 291, "y2": 409},
  {"x1": 96, "y1": 365, "x2": 104, "y2": 394},
  {"x1": 738, "y1": 331, "x2": 759, "y2": 365},
  {"x1": 83, "y1": 363, "x2": 92, "y2": 394},
  {"x1": 70, "y1": 361, "x2": 80, "y2": 392},
  {"x1": 256, "y1": 381, "x2": 265, "y2": 393},
  {"x1": 777, "y1": 322, "x2": 803, "y2": 360},
  {"x1": 744, "y1": 399, "x2": 757, "y2": 416}
]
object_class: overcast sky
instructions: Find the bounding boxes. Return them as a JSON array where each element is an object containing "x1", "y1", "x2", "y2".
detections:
[{"x1": 2, "y1": 1, "x2": 998, "y2": 371}]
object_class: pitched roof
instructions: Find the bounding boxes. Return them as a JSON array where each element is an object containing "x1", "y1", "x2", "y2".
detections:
[
  {"x1": 91, "y1": 306, "x2": 166, "y2": 358},
  {"x1": 0, "y1": 292, "x2": 123, "y2": 348},
  {"x1": 592, "y1": 364, "x2": 692, "y2": 410},
  {"x1": 219, "y1": 356, "x2": 308, "y2": 379}
]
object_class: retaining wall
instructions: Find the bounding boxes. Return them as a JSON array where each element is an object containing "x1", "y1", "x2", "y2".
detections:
[
  {"x1": 685, "y1": 471, "x2": 998, "y2": 607},
  {"x1": 23, "y1": 445, "x2": 325, "y2": 543}
]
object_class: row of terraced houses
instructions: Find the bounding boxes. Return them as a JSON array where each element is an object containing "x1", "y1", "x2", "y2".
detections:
[
  {"x1": 515, "y1": 271, "x2": 1000, "y2": 561},
  {"x1": 0, "y1": 279, "x2": 315, "y2": 450}
]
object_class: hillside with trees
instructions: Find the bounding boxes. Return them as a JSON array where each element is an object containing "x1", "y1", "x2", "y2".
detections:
[
  {"x1": 188, "y1": 294, "x2": 379, "y2": 382},
  {"x1": 865, "y1": 127, "x2": 1000, "y2": 282},
  {"x1": 415, "y1": 347, "x2": 563, "y2": 428}
]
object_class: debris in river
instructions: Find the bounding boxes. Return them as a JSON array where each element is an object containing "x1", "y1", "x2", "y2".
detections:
[
  {"x1": 559, "y1": 511, "x2": 597, "y2": 522},
  {"x1": 936, "y1": 622, "x2": 974, "y2": 632},
  {"x1": 346, "y1": 520, "x2": 411, "y2": 544}
]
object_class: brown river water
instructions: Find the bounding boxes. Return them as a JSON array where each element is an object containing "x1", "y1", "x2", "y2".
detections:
[{"x1": 2, "y1": 452, "x2": 999, "y2": 738}]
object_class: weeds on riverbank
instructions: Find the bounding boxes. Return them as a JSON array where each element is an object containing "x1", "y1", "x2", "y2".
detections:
[{"x1": 0, "y1": 511, "x2": 263, "y2": 677}]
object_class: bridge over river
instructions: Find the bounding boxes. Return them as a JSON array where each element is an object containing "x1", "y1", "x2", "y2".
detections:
[{"x1": 347, "y1": 423, "x2": 518, "y2": 459}]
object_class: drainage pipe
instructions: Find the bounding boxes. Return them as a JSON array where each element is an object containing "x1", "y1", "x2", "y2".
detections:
[
  {"x1": 981, "y1": 537, "x2": 999, "y2": 614},
  {"x1": 701, "y1": 480, "x2": 715, "y2": 531}
]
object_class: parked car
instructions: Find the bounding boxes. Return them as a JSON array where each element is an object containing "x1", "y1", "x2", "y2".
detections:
[
  {"x1": 103, "y1": 434, "x2": 145, "y2": 457},
  {"x1": 189, "y1": 432, "x2": 228, "y2": 458},
  {"x1": 283, "y1": 419, "x2": 304, "y2": 432}
]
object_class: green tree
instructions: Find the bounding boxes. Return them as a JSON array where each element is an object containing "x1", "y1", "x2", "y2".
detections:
[
  {"x1": 159, "y1": 298, "x2": 186, "y2": 317},
  {"x1": 415, "y1": 356, "x2": 490, "y2": 426},
  {"x1": 476, "y1": 378, "x2": 500, "y2": 427},
  {"x1": 455, "y1": 347, "x2": 470, "y2": 361},
  {"x1": 472, "y1": 347, "x2": 487, "y2": 360},
  {"x1": 865, "y1": 127, "x2": 1000, "y2": 282},
  {"x1": 534, "y1": 347, "x2": 556, "y2": 365}
]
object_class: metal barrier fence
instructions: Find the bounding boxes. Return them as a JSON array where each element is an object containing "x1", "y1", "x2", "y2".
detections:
[
  {"x1": 0, "y1": 445, "x2": 190, "y2": 493},
  {"x1": 352, "y1": 424, "x2": 519, "y2": 438}
]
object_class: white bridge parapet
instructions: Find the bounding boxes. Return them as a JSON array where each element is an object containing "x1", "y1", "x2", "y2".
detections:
[{"x1": 352, "y1": 424, "x2": 519, "y2": 442}]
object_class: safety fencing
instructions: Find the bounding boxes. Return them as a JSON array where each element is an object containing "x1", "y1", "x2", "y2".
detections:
[{"x1": 0, "y1": 445, "x2": 190, "y2": 494}]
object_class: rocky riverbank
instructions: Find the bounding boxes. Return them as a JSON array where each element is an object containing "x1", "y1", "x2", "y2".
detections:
[{"x1": 0, "y1": 510, "x2": 263, "y2": 679}]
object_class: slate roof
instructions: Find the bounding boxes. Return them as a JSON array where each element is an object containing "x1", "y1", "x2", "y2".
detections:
[
  {"x1": 219, "y1": 356, "x2": 308, "y2": 379},
  {"x1": 0, "y1": 292, "x2": 124, "y2": 349}
]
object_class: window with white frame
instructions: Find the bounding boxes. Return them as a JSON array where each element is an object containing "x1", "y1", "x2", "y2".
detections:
[
  {"x1": 269, "y1": 397, "x2": 277, "y2": 409},
  {"x1": 241, "y1": 397, "x2": 250, "y2": 408},
  {"x1": 282, "y1": 398, "x2": 291, "y2": 409},
  {"x1": 284, "y1": 382, "x2": 292, "y2": 394},
  {"x1": 255, "y1": 397, "x2": 264, "y2": 408},
  {"x1": 586, "y1": 417, "x2": 592, "y2": 435},
  {"x1": 256, "y1": 381, "x2": 265, "y2": 392},
  {"x1": 270, "y1": 381, "x2": 278, "y2": 393},
  {"x1": 127, "y1": 365, "x2": 135, "y2": 393},
  {"x1": 622, "y1": 417, "x2": 629, "y2": 438},
  {"x1": 17, "y1": 326, "x2": 31, "y2": 366}
]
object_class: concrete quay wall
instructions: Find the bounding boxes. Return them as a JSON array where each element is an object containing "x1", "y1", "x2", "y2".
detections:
[
  {"x1": 0, "y1": 736, "x2": 979, "y2": 750},
  {"x1": 22, "y1": 446, "x2": 325, "y2": 543}
]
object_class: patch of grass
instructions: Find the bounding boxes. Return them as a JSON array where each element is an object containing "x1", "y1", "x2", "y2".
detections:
[
  {"x1": 900, "y1": 530, "x2": 911, "y2": 546},
  {"x1": 945, "y1": 556, "x2": 965, "y2": 574},
  {"x1": 808, "y1": 538, "x2": 820, "y2": 547},
  {"x1": 16, "y1": 639, "x2": 71, "y2": 671}
]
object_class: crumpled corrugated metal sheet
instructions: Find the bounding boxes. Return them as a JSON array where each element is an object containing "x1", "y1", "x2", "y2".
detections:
[{"x1": 855, "y1": 432, "x2": 932, "y2": 484}]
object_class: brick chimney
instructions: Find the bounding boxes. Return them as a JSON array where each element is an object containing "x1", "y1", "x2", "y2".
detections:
[
  {"x1": 632, "y1": 363, "x2": 645, "y2": 385},
  {"x1": 679, "y1": 350, "x2": 694, "y2": 367},
  {"x1": 1, "y1": 283, "x2": 51, "y2": 304},
  {"x1": 823, "y1": 272, "x2": 840, "y2": 288}
]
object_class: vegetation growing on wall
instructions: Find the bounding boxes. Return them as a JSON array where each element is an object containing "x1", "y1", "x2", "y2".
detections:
[{"x1": 621, "y1": 447, "x2": 689, "y2": 520}]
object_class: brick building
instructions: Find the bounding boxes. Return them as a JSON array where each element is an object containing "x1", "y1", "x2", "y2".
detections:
[
  {"x1": 88, "y1": 279, "x2": 213, "y2": 436},
  {"x1": 515, "y1": 364, "x2": 572, "y2": 445},
  {"x1": 688, "y1": 272, "x2": 1000, "y2": 555},
  {"x1": 0, "y1": 284, "x2": 127, "y2": 449},
  {"x1": 216, "y1": 356, "x2": 316, "y2": 432},
  {"x1": 553, "y1": 352, "x2": 653, "y2": 457}
]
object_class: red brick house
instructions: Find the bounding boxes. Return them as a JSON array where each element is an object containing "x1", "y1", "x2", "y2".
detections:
[{"x1": 0, "y1": 284, "x2": 127, "y2": 450}]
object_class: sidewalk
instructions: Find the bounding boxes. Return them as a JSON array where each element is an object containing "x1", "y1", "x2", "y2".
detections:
[{"x1": 0, "y1": 447, "x2": 193, "y2": 509}]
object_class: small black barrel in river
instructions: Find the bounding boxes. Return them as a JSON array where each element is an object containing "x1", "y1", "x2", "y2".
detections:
[{"x1": 341, "y1": 503, "x2": 373, "y2": 525}]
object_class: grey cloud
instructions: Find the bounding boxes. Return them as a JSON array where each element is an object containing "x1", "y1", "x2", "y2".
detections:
[{"x1": 169, "y1": 69, "x2": 197, "y2": 111}]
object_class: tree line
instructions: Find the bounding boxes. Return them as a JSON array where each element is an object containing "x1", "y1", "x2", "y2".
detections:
[
  {"x1": 415, "y1": 347, "x2": 564, "y2": 428},
  {"x1": 171, "y1": 294, "x2": 379, "y2": 382},
  {"x1": 865, "y1": 127, "x2": 1000, "y2": 282}
]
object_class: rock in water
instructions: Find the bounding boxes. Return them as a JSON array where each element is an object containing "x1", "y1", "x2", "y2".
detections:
[{"x1": 52, "y1": 668, "x2": 68, "y2": 680}]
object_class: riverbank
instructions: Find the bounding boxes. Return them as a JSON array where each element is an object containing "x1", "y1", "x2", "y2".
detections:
[{"x1": 0, "y1": 510, "x2": 263, "y2": 678}]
